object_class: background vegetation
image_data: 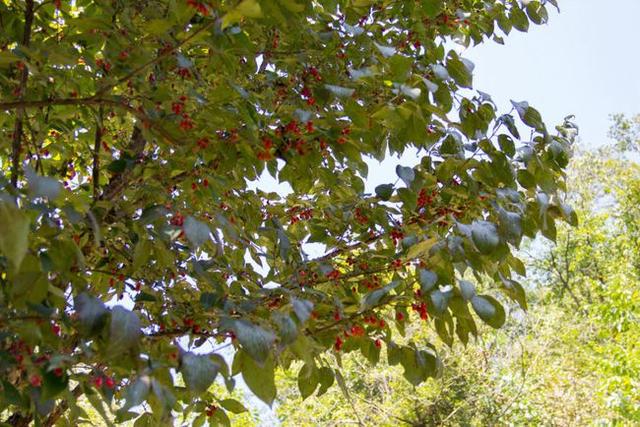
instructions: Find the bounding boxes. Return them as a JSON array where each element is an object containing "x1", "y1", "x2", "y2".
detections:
[{"x1": 272, "y1": 117, "x2": 640, "y2": 426}]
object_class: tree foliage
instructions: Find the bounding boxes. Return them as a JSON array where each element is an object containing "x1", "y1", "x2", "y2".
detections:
[
  {"x1": 275, "y1": 122, "x2": 640, "y2": 426},
  {"x1": 0, "y1": 0, "x2": 573, "y2": 424}
]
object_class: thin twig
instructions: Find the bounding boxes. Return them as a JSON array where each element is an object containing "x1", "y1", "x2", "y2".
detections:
[
  {"x1": 92, "y1": 20, "x2": 216, "y2": 98},
  {"x1": 10, "y1": 0, "x2": 34, "y2": 187}
]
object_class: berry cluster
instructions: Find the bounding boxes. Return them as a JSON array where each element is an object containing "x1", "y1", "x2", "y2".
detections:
[{"x1": 186, "y1": 0, "x2": 210, "y2": 15}]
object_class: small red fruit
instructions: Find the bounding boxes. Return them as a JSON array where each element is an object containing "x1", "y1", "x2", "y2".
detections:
[
  {"x1": 30, "y1": 374, "x2": 42, "y2": 387},
  {"x1": 93, "y1": 376, "x2": 103, "y2": 388},
  {"x1": 105, "y1": 377, "x2": 115, "y2": 389},
  {"x1": 51, "y1": 323, "x2": 61, "y2": 336}
]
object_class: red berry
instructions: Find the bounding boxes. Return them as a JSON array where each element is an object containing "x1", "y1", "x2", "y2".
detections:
[
  {"x1": 51, "y1": 323, "x2": 61, "y2": 336},
  {"x1": 30, "y1": 374, "x2": 42, "y2": 387},
  {"x1": 105, "y1": 377, "x2": 115, "y2": 389},
  {"x1": 93, "y1": 376, "x2": 103, "y2": 388}
]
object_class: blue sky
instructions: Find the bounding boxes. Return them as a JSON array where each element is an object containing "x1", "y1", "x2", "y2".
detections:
[
  {"x1": 361, "y1": 0, "x2": 640, "y2": 194},
  {"x1": 466, "y1": 0, "x2": 640, "y2": 149}
]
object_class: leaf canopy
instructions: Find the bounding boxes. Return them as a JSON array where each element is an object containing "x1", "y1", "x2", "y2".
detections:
[{"x1": 0, "y1": 0, "x2": 575, "y2": 424}]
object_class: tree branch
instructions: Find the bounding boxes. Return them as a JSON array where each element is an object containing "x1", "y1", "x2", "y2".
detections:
[
  {"x1": 93, "y1": 107, "x2": 103, "y2": 199},
  {"x1": 92, "y1": 20, "x2": 216, "y2": 98},
  {"x1": 0, "y1": 96, "x2": 179, "y2": 146},
  {"x1": 43, "y1": 384, "x2": 83, "y2": 427},
  {"x1": 10, "y1": 0, "x2": 35, "y2": 187},
  {"x1": 100, "y1": 125, "x2": 147, "y2": 202}
]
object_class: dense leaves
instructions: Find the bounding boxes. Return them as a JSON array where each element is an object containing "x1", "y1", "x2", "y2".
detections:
[
  {"x1": 275, "y1": 137, "x2": 640, "y2": 426},
  {"x1": 0, "y1": 0, "x2": 573, "y2": 424}
]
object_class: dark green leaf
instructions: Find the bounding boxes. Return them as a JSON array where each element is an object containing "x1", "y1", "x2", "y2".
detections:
[
  {"x1": 107, "y1": 307, "x2": 142, "y2": 356},
  {"x1": 222, "y1": 318, "x2": 275, "y2": 364},
  {"x1": 471, "y1": 295, "x2": 506, "y2": 328},
  {"x1": 375, "y1": 184, "x2": 394, "y2": 201},
  {"x1": 74, "y1": 293, "x2": 108, "y2": 337},
  {"x1": 183, "y1": 216, "x2": 211, "y2": 248},
  {"x1": 180, "y1": 352, "x2": 219, "y2": 394},
  {"x1": 237, "y1": 350, "x2": 276, "y2": 406},
  {"x1": 395, "y1": 165, "x2": 415, "y2": 187},
  {"x1": 0, "y1": 202, "x2": 30, "y2": 270},
  {"x1": 471, "y1": 220, "x2": 501, "y2": 254},
  {"x1": 418, "y1": 269, "x2": 438, "y2": 293},
  {"x1": 219, "y1": 399, "x2": 247, "y2": 414}
]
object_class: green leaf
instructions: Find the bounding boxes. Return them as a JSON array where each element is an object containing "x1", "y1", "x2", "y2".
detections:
[
  {"x1": 510, "y1": 5, "x2": 530, "y2": 32},
  {"x1": 375, "y1": 184, "x2": 394, "y2": 201},
  {"x1": 24, "y1": 165, "x2": 62, "y2": 200},
  {"x1": 498, "y1": 134, "x2": 516, "y2": 157},
  {"x1": 107, "y1": 306, "x2": 142, "y2": 356},
  {"x1": 421, "y1": 0, "x2": 443, "y2": 17},
  {"x1": 180, "y1": 352, "x2": 219, "y2": 394},
  {"x1": 526, "y1": 2, "x2": 548, "y2": 24},
  {"x1": 395, "y1": 165, "x2": 415, "y2": 186},
  {"x1": 150, "y1": 378, "x2": 176, "y2": 414},
  {"x1": 498, "y1": 208, "x2": 523, "y2": 246},
  {"x1": 500, "y1": 277, "x2": 528, "y2": 311},
  {"x1": 74, "y1": 293, "x2": 108, "y2": 336},
  {"x1": 430, "y1": 289, "x2": 449, "y2": 314},
  {"x1": 459, "y1": 280, "x2": 476, "y2": 301},
  {"x1": 471, "y1": 220, "x2": 501, "y2": 254},
  {"x1": 361, "y1": 281, "x2": 399, "y2": 311},
  {"x1": 400, "y1": 349, "x2": 423, "y2": 385},
  {"x1": 388, "y1": 55, "x2": 413, "y2": 81},
  {"x1": 0, "y1": 50, "x2": 19, "y2": 67},
  {"x1": 219, "y1": 399, "x2": 247, "y2": 414},
  {"x1": 511, "y1": 100, "x2": 545, "y2": 132},
  {"x1": 223, "y1": 318, "x2": 275, "y2": 364},
  {"x1": 272, "y1": 312, "x2": 298, "y2": 345},
  {"x1": 210, "y1": 408, "x2": 231, "y2": 427},
  {"x1": 2, "y1": 380, "x2": 24, "y2": 407},
  {"x1": 471, "y1": 295, "x2": 506, "y2": 328},
  {"x1": 560, "y1": 203, "x2": 578, "y2": 226},
  {"x1": 133, "y1": 239, "x2": 152, "y2": 272},
  {"x1": 277, "y1": 228, "x2": 291, "y2": 260},
  {"x1": 144, "y1": 19, "x2": 174, "y2": 35},
  {"x1": 222, "y1": 0, "x2": 263, "y2": 28},
  {"x1": 316, "y1": 367, "x2": 335, "y2": 397},
  {"x1": 236, "y1": 350, "x2": 276, "y2": 406},
  {"x1": 297, "y1": 363, "x2": 319, "y2": 400},
  {"x1": 0, "y1": 202, "x2": 30, "y2": 270},
  {"x1": 374, "y1": 42, "x2": 396, "y2": 57},
  {"x1": 183, "y1": 216, "x2": 210, "y2": 248},
  {"x1": 406, "y1": 238, "x2": 437, "y2": 260},
  {"x1": 517, "y1": 169, "x2": 536, "y2": 189},
  {"x1": 418, "y1": 269, "x2": 438, "y2": 293},
  {"x1": 446, "y1": 52, "x2": 474, "y2": 88},
  {"x1": 292, "y1": 298, "x2": 314, "y2": 324},
  {"x1": 324, "y1": 84, "x2": 355, "y2": 98},
  {"x1": 236, "y1": 0, "x2": 262, "y2": 17},
  {"x1": 41, "y1": 370, "x2": 68, "y2": 400}
]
